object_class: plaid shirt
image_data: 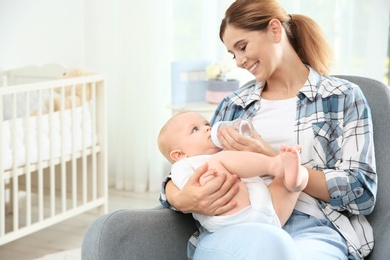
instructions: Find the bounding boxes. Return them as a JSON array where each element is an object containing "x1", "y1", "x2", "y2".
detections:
[{"x1": 160, "y1": 67, "x2": 377, "y2": 259}]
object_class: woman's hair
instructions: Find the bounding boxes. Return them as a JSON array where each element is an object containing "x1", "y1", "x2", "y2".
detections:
[{"x1": 219, "y1": 0, "x2": 333, "y2": 75}]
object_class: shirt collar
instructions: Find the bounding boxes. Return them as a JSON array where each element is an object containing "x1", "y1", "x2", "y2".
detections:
[
  {"x1": 298, "y1": 66, "x2": 321, "y2": 101},
  {"x1": 230, "y1": 81, "x2": 264, "y2": 108}
]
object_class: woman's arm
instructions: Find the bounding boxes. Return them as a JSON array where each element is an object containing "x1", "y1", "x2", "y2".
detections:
[
  {"x1": 302, "y1": 168, "x2": 330, "y2": 202},
  {"x1": 323, "y1": 87, "x2": 377, "y2": 215},
  {"x1": 164, "y1": 163, "x2": 240, "y2": 215},
  {"x1": 299, "y1": 85, "x2": 376, "y2": 215}
]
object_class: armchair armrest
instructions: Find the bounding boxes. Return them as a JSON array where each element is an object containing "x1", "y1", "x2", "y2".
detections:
[{"x1": 81, "y1": 206, "x2": 197, "y2": 260}]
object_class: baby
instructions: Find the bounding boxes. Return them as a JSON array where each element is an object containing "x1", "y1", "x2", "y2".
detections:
[{"x1": 158, "y1": 111, "x2": 308, "y2": 232}]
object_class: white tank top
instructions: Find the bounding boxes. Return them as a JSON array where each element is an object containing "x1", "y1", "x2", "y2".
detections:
[
  {"x1": 252, "y1": 96, "x2": 327, "y2": 219},
  {"x1": 251, "y1": 97, "x2": 296, "y2": 152}
]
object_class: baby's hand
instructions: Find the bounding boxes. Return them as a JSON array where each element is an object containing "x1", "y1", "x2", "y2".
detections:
[{"x1": 199, "y1": 168, "x2": 217, "y2": 186}]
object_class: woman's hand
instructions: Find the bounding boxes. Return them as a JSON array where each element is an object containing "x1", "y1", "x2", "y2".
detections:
[
  {"x1": 218, "y1": 126, "x2": 277, "y2": 156},
  {"x1": 166, "y1": 162, "x2": 240, "y2": 215}
]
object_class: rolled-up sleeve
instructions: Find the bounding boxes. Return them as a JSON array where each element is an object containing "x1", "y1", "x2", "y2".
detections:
[{"x1": 325, "y1": 86, "x2": 376, "y2": 214}]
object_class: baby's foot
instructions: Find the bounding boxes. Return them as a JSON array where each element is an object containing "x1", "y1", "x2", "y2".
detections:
[{"x1": 279, "y1": 145, "x2": 308, "y2": 192}]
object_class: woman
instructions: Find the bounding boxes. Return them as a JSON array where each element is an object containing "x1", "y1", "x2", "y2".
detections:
[{"x1": 160, "y1": 0, "x2": 377, "y2": 259}]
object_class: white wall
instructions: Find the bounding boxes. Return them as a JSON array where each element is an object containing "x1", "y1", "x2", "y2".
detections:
[{"x1": 0, "y1": 0, "x2": 85, "y2": 69}]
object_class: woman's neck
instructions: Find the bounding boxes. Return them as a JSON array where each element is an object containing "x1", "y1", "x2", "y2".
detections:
[{"x1": 261, "y1": 63, "x2": 309, "y2": 100}]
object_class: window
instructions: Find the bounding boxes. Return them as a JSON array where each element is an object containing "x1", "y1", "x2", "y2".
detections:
[{"x1": 171, "y1": 0, "x2": 390, "y2": 83}]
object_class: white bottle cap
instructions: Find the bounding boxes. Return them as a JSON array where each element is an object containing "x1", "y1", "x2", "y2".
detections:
[{"x1": 211, "y1": 121, "x2": 223, "y2": 148}]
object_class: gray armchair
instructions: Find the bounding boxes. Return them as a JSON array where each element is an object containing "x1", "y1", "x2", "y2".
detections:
[{"x1": 82, "y1": 75, "x2": 390, "y2": 260}]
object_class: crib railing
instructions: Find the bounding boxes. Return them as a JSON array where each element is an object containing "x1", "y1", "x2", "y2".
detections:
[{"x1": 0, "y1": 74, "x2": 107, "y2": 245}]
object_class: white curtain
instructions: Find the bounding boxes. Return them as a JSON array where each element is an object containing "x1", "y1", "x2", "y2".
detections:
[
  {"x1": 84, "y1": 0, "x2": 175, "y2": 192},
  {"x1": 85, "y1": 0, "x2": 389, "y2": 193}
]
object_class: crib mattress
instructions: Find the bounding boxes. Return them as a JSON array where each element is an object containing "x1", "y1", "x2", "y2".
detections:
[{"x1": 1, "y1": 103, "x2": 94, "y2": 172}]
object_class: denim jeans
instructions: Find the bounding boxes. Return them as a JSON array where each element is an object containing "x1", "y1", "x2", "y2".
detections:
[
  {"x1": 192, "y1": 210, "x2": 348, "y2": 260},
  {"x1": 283, "y1": 210, "x2": 348, "y2": 260}
]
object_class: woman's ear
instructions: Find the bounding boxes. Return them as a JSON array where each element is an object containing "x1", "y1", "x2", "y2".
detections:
[
  {"x1": 170, "y1": 149, "x2": 186, "y2": 162},
  {"x1": 268, "y1": 18, "x2": 282, "y2": 43}
]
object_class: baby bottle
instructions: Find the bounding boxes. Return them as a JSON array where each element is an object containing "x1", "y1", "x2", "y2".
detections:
[{"x1": 211, "y1": 119, "x2": 253, "y2": 148}]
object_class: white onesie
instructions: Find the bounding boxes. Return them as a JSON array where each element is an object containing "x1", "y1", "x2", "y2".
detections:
[{"x1": 171, "y1": 154, "x2": 281, "y2": 233}]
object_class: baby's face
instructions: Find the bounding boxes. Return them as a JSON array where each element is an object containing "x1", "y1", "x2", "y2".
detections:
[{"x1": 170, "y1": 112, "x2": 220, "y2": 158}]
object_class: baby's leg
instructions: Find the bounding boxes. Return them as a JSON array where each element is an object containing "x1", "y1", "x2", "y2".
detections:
[
  {"x1": 279, "y1": 145, "x2": 308, "y2": 192},
  {"x1": 268, "y1": 178, "x2": 301, "y2": 226}
]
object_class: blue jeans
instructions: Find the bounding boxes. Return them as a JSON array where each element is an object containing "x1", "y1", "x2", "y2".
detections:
[{"x1": 192, "y1": 211, "x2": 348, "y2": 260}]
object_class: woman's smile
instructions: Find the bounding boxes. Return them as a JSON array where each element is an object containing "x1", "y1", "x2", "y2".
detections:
[{"x1": 248, "y1": 61, "x2": 259, "y2": 74}]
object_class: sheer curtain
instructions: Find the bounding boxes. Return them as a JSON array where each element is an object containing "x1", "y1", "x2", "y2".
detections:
[
  {"x1": 85, "y1": 0, "x2": 175, "y2": 192},
  {"x1": 87, "y1": 0, "x2": 389, "y2": 193}
]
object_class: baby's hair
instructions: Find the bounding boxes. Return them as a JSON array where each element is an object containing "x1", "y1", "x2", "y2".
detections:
[{"x1": 157, "y1": 110, "x2": 191, "y2": 164}]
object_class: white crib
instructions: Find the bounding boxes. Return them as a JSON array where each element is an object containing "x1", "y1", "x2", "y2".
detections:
[{"x1": 0, "y1": 64, "x2": 107, "y2": 245}]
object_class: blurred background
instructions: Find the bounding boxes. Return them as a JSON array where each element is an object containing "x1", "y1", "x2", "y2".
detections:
[{"x1": 1, "y1": 0, "x2": 389, "y2": 194}]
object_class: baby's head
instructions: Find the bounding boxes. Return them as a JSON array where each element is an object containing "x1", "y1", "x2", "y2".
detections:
[{"x1": 158, "y1": 111, "x2": 221, "y2": 164}]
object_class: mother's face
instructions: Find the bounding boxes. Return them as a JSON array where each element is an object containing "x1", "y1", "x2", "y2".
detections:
[{"x1": 222, "y1": 21, "x2": 284, "y2": 82}]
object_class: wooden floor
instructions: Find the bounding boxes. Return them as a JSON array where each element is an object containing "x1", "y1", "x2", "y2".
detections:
[{"x1": 0, "y1": 188, "x2": 160, "y2": 260}]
